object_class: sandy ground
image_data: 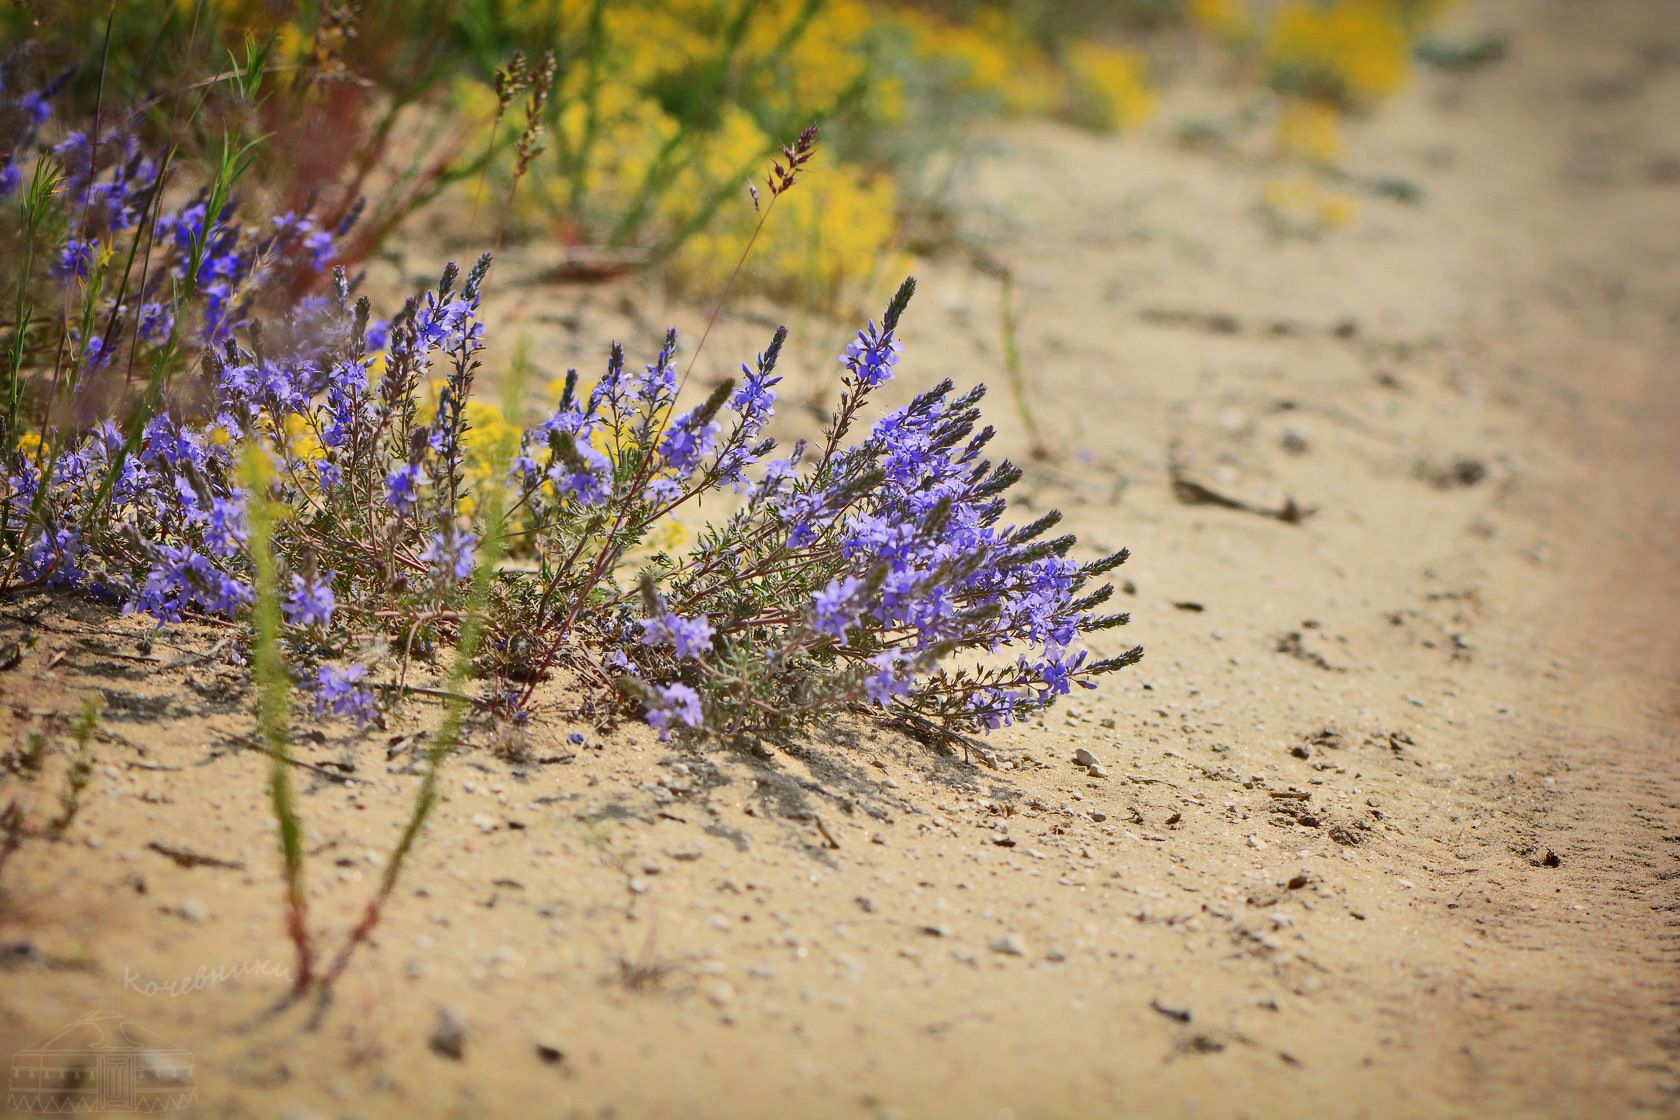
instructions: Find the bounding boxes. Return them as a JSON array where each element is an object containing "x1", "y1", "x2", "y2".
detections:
[{"x1": 3, "y1": 0, "x2": 1678, "y2": 1116}]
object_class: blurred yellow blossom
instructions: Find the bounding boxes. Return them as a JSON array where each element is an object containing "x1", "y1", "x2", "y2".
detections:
[
  {"x1": 1267, "y1": 0, "x2": 1413, "y2": 106},
  {"x1": 1261, "y1": 175, "x2": 1360, "y2": 234},
  {"x1": 1190, "y1": 0, "x2": 1253, "y2": 41},
  {"x1": 1275, "y1": 98, "x2": 1344, "y2": 164},
  {"x1": 1066, "y1": 43, "x2": 1158, "y2": 132},
  {"x1": 676, "y1": 159, "x2": 901, "y2": 310},
  {"x1": 15, "y1": 430, "x2": 47, "y2": 461}
]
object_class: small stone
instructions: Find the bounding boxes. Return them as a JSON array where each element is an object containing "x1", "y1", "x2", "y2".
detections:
[
  {"x1": 1086, "y1": 763, "x2": 1109, "y2": 779},
  {"x1": 429, "y1": 1007, "x2": 466, "y2": 1060},
  {"x1": 1247, "y1": 835, "x2": 1265, "y2": 851},
  {"x1": 990, "y1": 932, "x2": 1027, "y2": 957},
  {"x1": 4, "y1": 939, "x2": 41, "y2": 966},
  {"x1": 179, "y1": 898, "x2": 208, "y2": 923},
  {"x1": 627, "y1": 877, "x2": 648, "y2": 895},
  {"x1": 1045, "y1": 947, "x2": 1067, "y2": 962},
  {"x1": 534, "y1": 1040, "x2": 565, "y2": 1065},
  {"x1": 1089, "y1": 811, "x2": 1108, "y2": 823},
  {"x1": 1073, "y1": 748, "x2": 1101, "y2": 768},
  {"x1": 1150, "y1": 999, "x2": 1192, "y2": 1023}
]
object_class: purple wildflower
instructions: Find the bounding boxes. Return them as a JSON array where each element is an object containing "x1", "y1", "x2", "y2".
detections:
[
  {"x1": 203, "y1": 496, "x2": 247, "y2": 558},
  {"x1": 641, "y1": 612, "x2": 715, "y2": 659},
  {"x1": 58, "y1": 237, "x2": 96, "y2": 279},
  {"x1": 731, "y1": 362, "x2": 781, "y2": 420},
  {"x1": 129, "y1": 544, "x2": 251, "y2": 622},
  {"x1": 645, "y1": 683, "x2": 703, "y2": 740},
  {"x1": 285, "y1": 572, "x2": 336, "y2": 627},
  {"x1": 386, "y1": 463, "x2": 424, "y2": 509},
  {"x1": 315, "y1": 664, "x2": 378, "y2": 726},
  {"x1": 421, "y1": 530, "x2": 477, "y2": 583},
  {"x1": 545, "y1": 442, "x2": 610, "y2": 507},
  {"x1": 18, "y1": 91, "x2": 50, "y2": 126},
  {"x1": 863, "y1": 650, "x2": 913, "y2": 706},
  {"x1": 658, "y1": 412, "x2": 719, "y2": 476},
  {"x1": 841, "y1": 324, "x2": 902, "y2": 390},
  {"x1": 810, "y1": 575, "x2": 861, "y2": 638}
]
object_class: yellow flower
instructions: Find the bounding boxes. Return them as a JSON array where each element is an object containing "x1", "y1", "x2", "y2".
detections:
[
  {"x1": 645, "y1": 516, "x2": 691, "y2": 554},
  {"x1": 896, "y1": 8, "x2": 1060, "y2": 115},
  {"x1": 1261, "y1": 175, "x2": 1359, "y2": 234},
  {"x1": 1066, "y1": 43, "x2": 1157, "y2": 132},
  {"x1": 1275, "y1": 99, "x2": 1344, "y2": 165},
  {"x1": 1191, "y1": 0, "x2": 1253, "y2": 41},
  {"x1": 1318, "y1": 191, "x2": 1359, "y2": 229},
  {"x1": 15, "y1": 431, "x2": 48, "y2": 461},
  {"x1": 284, "y1": 413, "x2": 324, "y2": 464},
  {"x1": 1267, "y1": 0, "x2": 1413, "y2": 107},
  {"x1": 674, "y1": 159, "x2": 901, "y2": 312}
]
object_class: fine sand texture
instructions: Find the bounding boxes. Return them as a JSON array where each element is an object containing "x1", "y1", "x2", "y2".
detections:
[{"x1": 3, "y1": 0, "x2": 1677, "y2": 1116}]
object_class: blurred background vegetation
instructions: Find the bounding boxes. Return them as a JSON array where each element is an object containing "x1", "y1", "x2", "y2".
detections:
[{"x1": 3, "y1": 0, "x2": 1471, "y2": 314}]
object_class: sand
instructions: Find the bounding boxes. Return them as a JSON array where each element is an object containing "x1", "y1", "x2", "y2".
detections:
[{"x1": 2, "y1": 0, "x2": 1677, "y2": 1116}]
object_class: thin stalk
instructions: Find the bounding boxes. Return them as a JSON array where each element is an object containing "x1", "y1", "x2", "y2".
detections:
[
  {"x1": 242, "y1": 447, "x2": 314, "y2": 997},
  {"x1": 998, "y1": 267, "x2": 1045, "y2": 458},
  {"x1": 315, "y1": 359, "x2": 523, "y2": 998}
]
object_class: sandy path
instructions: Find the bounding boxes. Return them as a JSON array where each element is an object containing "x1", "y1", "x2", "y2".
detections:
[{"x1": 2, "y1": 0, "x2": 1677, "y2": 1116}]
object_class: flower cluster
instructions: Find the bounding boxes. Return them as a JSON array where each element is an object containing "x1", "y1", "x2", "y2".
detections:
[
  {"x1": 3, "y1": 73, "x2": 1138, "y2": 745},
  {"x1": 495, "y1": 277, "x2": 1140, "y2": 737},
  {"x1": 316, "y1": 664, "x2": 378, "y2": 726}
]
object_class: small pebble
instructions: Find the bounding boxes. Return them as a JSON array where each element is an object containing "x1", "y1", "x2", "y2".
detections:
[
  {"x1": 429, "y1": 1007, "x2": 466, "y2": 1060},
  {"x1": 990, "y1": 932, "x2": 1027, "y2": 957}
]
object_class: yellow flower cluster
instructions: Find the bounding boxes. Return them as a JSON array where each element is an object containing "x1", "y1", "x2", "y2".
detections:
[
  {"x1": 171, "y1": 0, "x2": 1162, "y2": 310},
  {"x1": 1065, "y1": 43, "x2": 1158, "y2": 132},
  {"x1": 15, "y1": 430, "x2": 48, "y2": 462},
  {"x1": 1190, "y1": 0, "x2": 1254, "y2": 42},
  {"x1": 1265, "y1": 0, "x2": 1430, "y2": 107},
  {"x1": 1260, "y1": 175, "x2": 1360, "y2": 234},
  {"x1": 492, "y1": 0, "x2": 1153, "y2": 307},
  {"x1": 174, "y1": 0, "x2": 309, "y2": 59},
  {"x1": 892, "y1": 8, "x2": 1062, "y2": 116},
  {"x1": 675, "y1": 157, "x2": 901, "y2": 310},
  {"x1": 1274, "y1": 98, "x2": 1343, "y2": 165},
  {"x1": 1253, "y1": 0, "x2": 1455, "y2": 233}
]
